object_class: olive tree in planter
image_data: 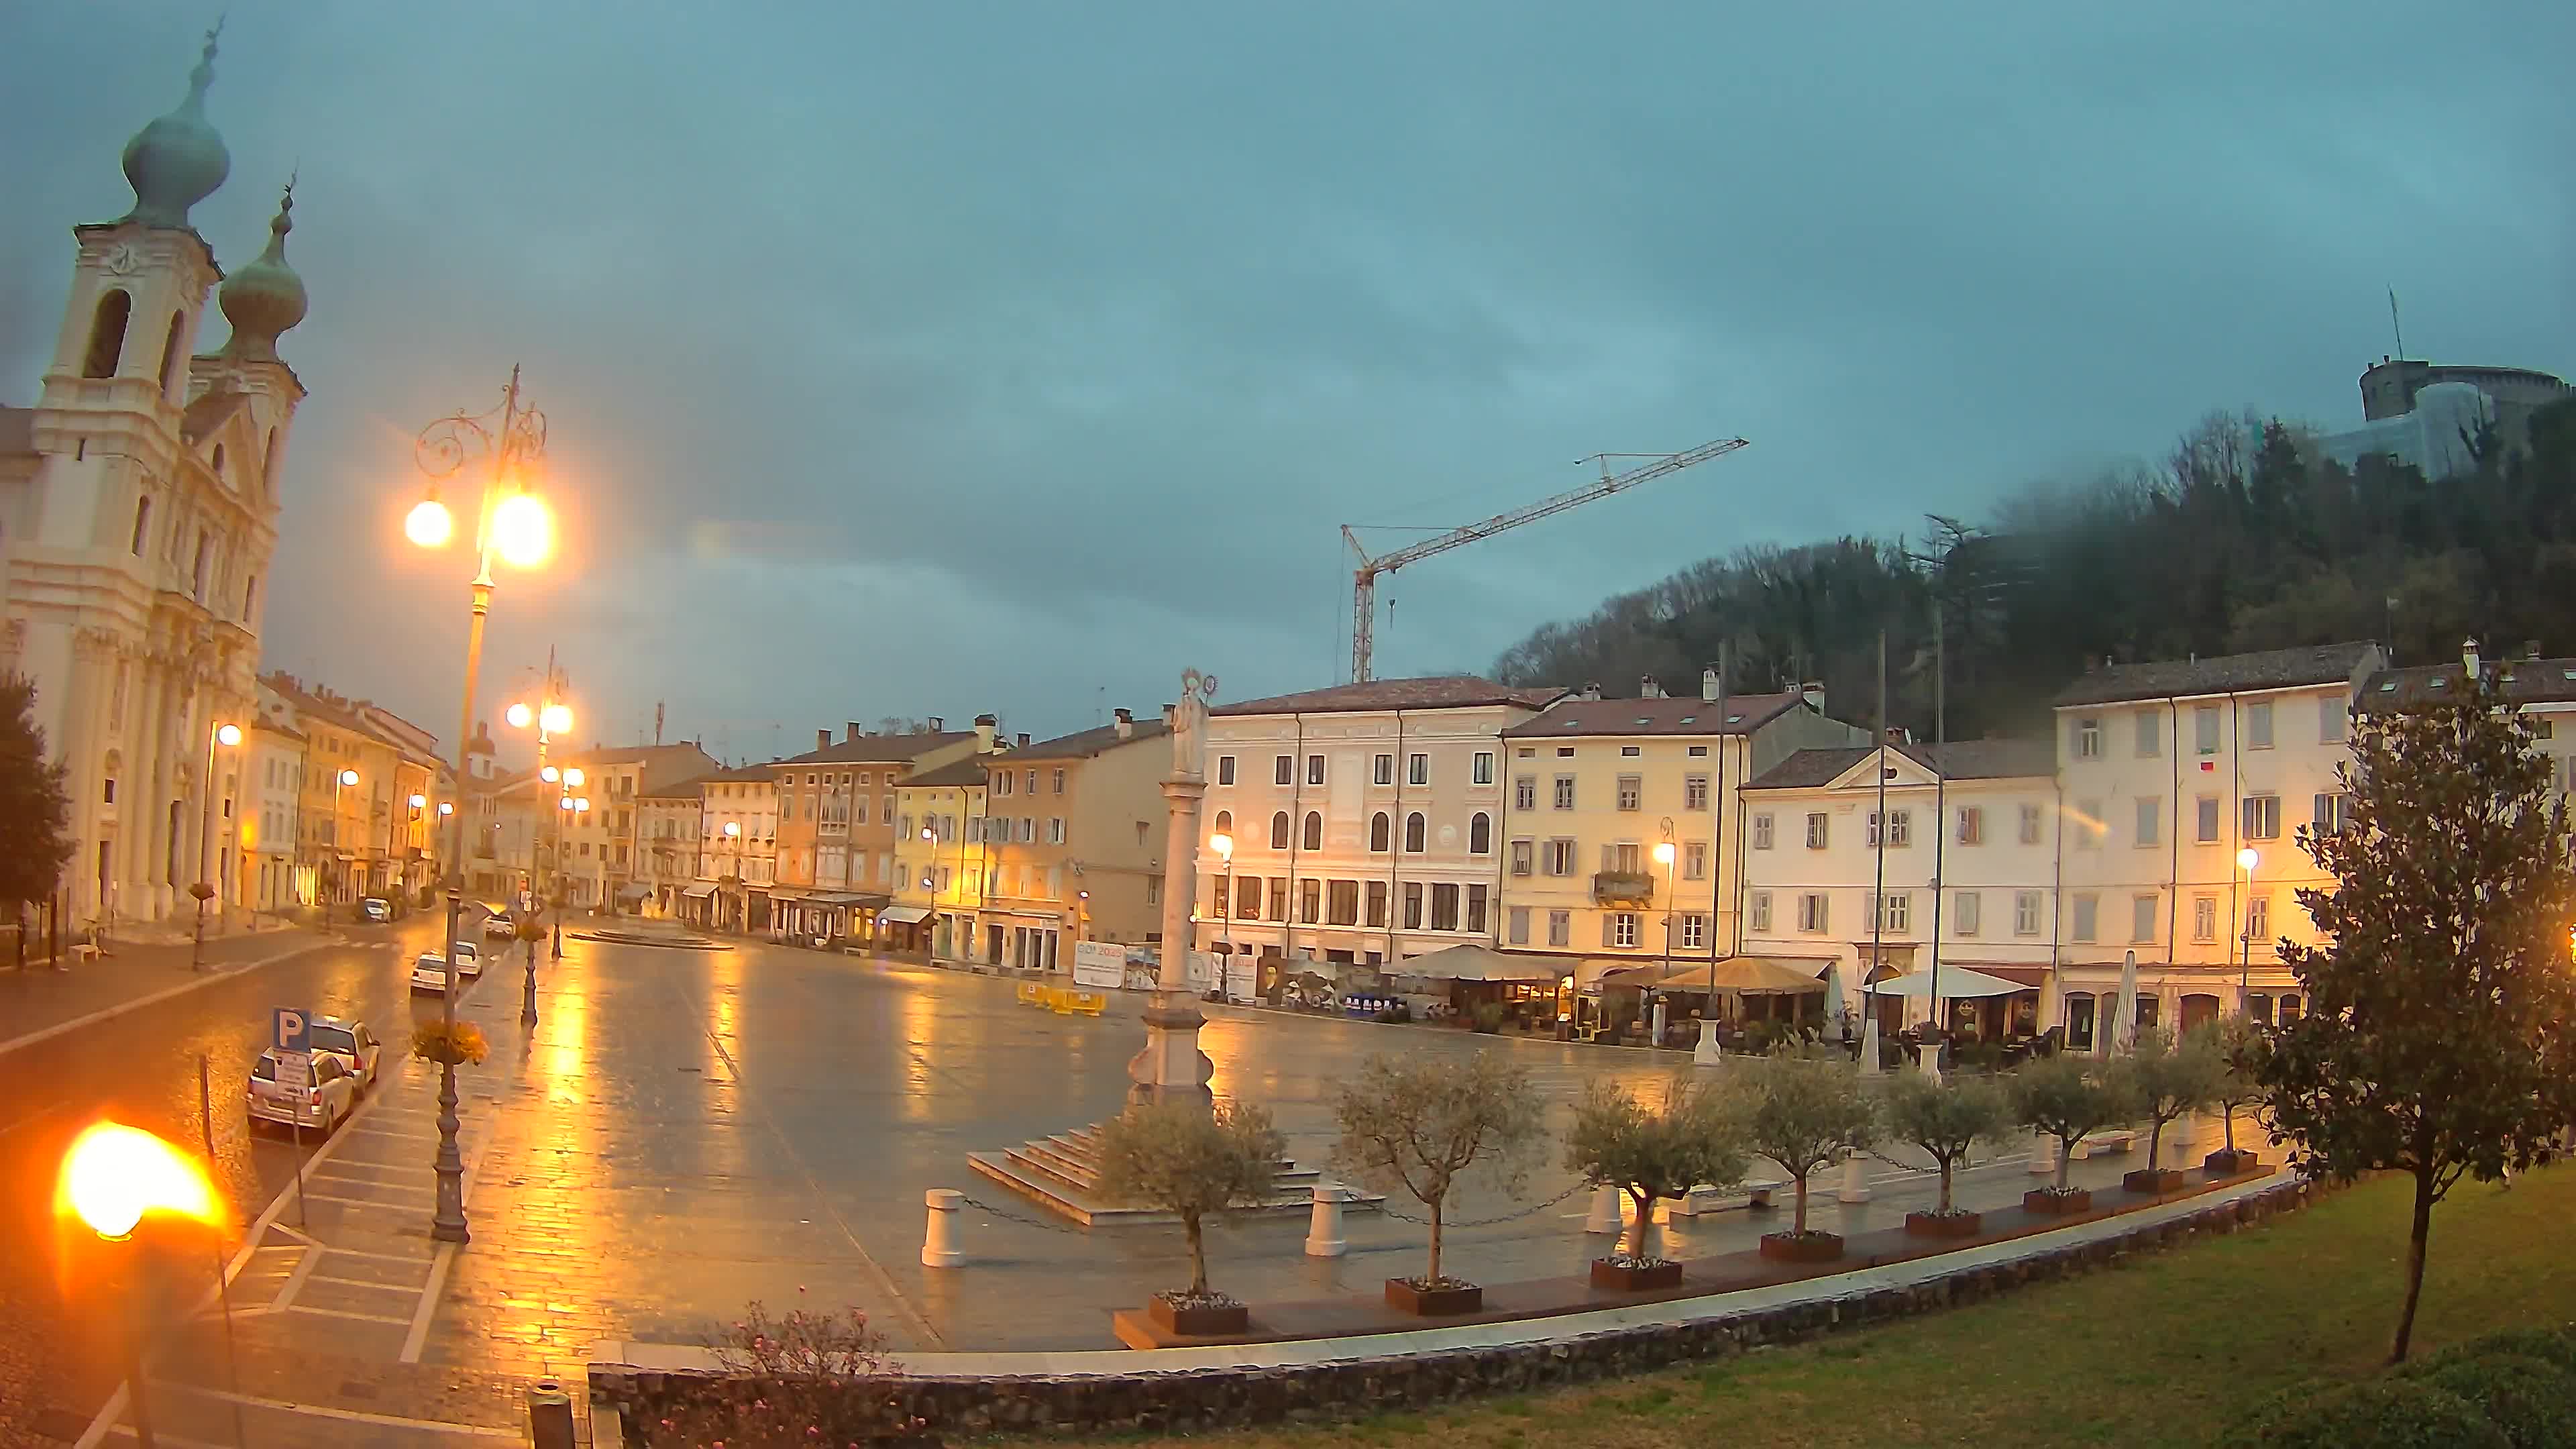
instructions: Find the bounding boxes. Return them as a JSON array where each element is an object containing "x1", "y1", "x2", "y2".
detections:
[
  {"x1": 1879, "y1": 1069, "x2": 2012, "y2": 1237},
  {"x1": 1562, "y1": 1073, "x2": 1748, "y2": 1290},
  {"x1": 1332, "y1": 1052, "x2": 1544, "y2": 1316},
  {"x1": 2205, "y1": 1016, "x2": 2272, "y2": 1175},
  {"x1": 2010, "y1": 1052, "x2": 2133, "y2": 1214},
  {"x1": 2113, "y1": 1024, "x2": 2223, "y2": 1193},
  {"x1": 1093, "y1": 1099, "x2": 1285, "y2": 1337},
  {"x1": 1722, "y1": 1045, "x2": 1877, "y2": 1263}
]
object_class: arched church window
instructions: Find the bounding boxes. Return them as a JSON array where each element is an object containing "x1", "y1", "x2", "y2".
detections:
[
  {"x1": 157, "y1": 311, "x2": 186, "y2": 395},
  {"x1": 1269, "y1": 812, "x2": 1289, "y2": 850},
  {"x1": 129, "y1": 496, "x2": 152, "y2": 556},
  {"x1": 242, "y1": 572, "x2": 259, "y2": 621},
  {"x1": 211, "y1": 443, "x2": 225, "y2": 483},
  {"x1": 191, "y1": 530, "x2": 210, "y2": 600},
  {"x1": 85, "y1": 290, "x2": 132, "y2": 379},
  {"x1": 1302, "y1": 811, "x2": 1322, "y2": 851}
]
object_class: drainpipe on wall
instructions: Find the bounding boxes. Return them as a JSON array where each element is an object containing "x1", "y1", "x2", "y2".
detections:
[{"x1": 1387, "y1": 710, "x2": 1404, "y2": 964}]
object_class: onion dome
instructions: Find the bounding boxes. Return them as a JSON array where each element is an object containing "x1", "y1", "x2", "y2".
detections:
[
  {"x1": 119, "y1": 24, "x2": 231, "y2": 229},
  {"x1": 218, "y1": 183, "x2": 307, "y2": 361}
]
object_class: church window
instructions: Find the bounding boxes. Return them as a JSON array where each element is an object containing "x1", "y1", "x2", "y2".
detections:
[
  {"x1": 85, "y1": 290, "x2": 131, "y2": 378},
  {"x1": 129, "y1": 496, "x2": 152, "y2": 555},
  {"x1": 191, "y1": 531, "x2": 211, "y2": 599},
  {"x1": 158, "y1": 311, "x2": 186, "y2": 395},
  {"x1": 242, "y1": 572, "x2": 259, "y2": 621},
  {"x1": 211, "y1": 443, "x2": 225, "y2": 483}
]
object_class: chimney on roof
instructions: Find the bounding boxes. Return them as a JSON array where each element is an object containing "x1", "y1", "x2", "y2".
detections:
[
  {"x1": 1701, "y1": 667, "x2": 1720, "y2": 702},
  {"x1": 1640, "y1": 676, "x2": 1664, "y2": 699},
  {"x1": 927, "y1": 716, "x2": 944, "y2": 733},
  {"x1": 1580, "y1": 681, "x2": 1603, "y2": 702},
  {"x1": 1885, "y1": 725, "x2": 1911, "y2": 745},
  {"x1": 817, "y1": 729, "x2": 831, "y2": 751},
  {"x1": 2526, "y1": 640, "x2": 2543, "y2": 661},
  {"x1": 1801, "y1": 680, "x2": 1826, "y2": 714},
  {"x1": 974, "y1": 714, "x2": 998, "y2": 752},
  {"x1": 2463, "y1": 637, "x2": 2481, "y2": 681},
  {"x1": 846, "y1": 722, "x2": 862, "y2": 743},
  {"x1": 1016, "y1": 732, "x2": 1030, "y2": 748},
  {"x1": 1113, "y1": 707, "x2": 1134, "y2": 741}
]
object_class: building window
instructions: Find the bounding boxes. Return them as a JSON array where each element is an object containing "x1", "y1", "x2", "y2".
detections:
[
  {"x1": 1211, "y1": 877, "x2": 1231, "y2": 919},
  {"x1": 1955, "y1": 890, "x2": 1981, "y2": 937},
  {"x1": 1684, "y1": 774, "x2": 1709, "y2": 810},
  {"x1": 1307, "y1": 754, "x2": 1325, "y2": 786},
  {"x1": 1049, "y1": 817, "x2": 1065, "y2": 844},
  {"x1": 1750, "y1": 891, "x2": 1772, "y2": 932},
  {"x1": 2196, "y1": 796, "x2": 2220, "y2": 843},
  {"x1": 1408, "y1": 753, "x2": 1430, "y2": 786},
  {"x1": 1553, "y1": 775, "x2": 1575, "y2": 810},
  {"x1": 1682, "y1": 841, "x2": 1707, "y2": 881},
  {"x1": 2015, "y1": 890, "x2": 2043, "y2": 936},
  {"x1": 1213, "y1": 808, "x2": 1232, "y2": 839},
  {"x1": 1796, "y1": 893, "x2": 1828, "y2": 933},
  {"x1": 2076, "y1": 800, "x2": 2104, "y2": 849},
  {"x1": 84, "y1": 289, "x2": 131, "y2": 378},
  {"x1": 1302, "y1": 811, "x2": 1322, "y2": 851},
  {"x1": 1805, "y1": 812, "x2": 1829, "y2": 849},
  {"x1": 1874, "y1": 891, "x2": 1910, "y2": 933},
  {"x1": 1752, "y1": 812, "x2": 1775, "y2": 849},
  {"x1": 2192, "y1": 894, "x2": 2218, "y2": 943},
  {"x1": 1616, "y1": 775, "x2": 1642, "y2": 811},
  {"x1": 1509, "y1": 839, "x2": 1532, "y2": 875},
  {"x1": 129, "y1": 496, "x2": 152, "y2": 555},
  {"x1": 2312, "y1": 792, "x2": 2349, "y2": 834},
  {"x1": 1867, "y1": 810, "x2": 1910, "y2": 847},
  {"x1": 2246, "y1": 701, "x2": 2275, "y2": 750},
  {"x1": 2131, "y1": 894, "x2": 2159, "y2": 944},
  {"x1": 1468, "y1": 812, "x2": 1492, "y2": 854},
  {"x1": 1403, "y1": 812, "x2": 1426, "y2": 852},
  {"x1": 1679, "y1": 914, "x2": 1707, "y2": 949},
  {"x1": 2195, "y1": 706, "x2": 2220, "y2": 755},
  {"x1": 1366, "y1": 879, "x2": 1388, "y2": 927},
  {"x1": 2320, "y1": 697, "x2": 2347, "y2": 744},
  {"x1": 1547, "y1": 909, "x2": 1570, "y2": 947},
  {"x1": 1609, "y1": 841, "x2": 1642, "y2": 873},
  {"x1": 1374, "y1": 753, "x2": 1394, "y2": 786},
  {"x1": 2067, "y1": 994, "x2": 2096, "y2": 1052},
  {"x1": 1328, "y1": 879, "x2": 1359, "y2": 925},
  {"x1": 2019, "y1": 804, "x2": 2042, "y2": 845},
  {"x1": 1472, "y1": 751, "x2": 1494, "y2": 785},
  {"x1": 1299, "y1": 878, "x2": 1321, "y2": 923},
  {"x1": 1274, "y1": 755, "x2": 1293, "y2": 786},
  {"x1": 2136, "y1": 710, "x2": 2160, "y2": 758},
  {"x1": 1465, "y1": 884, "x2": 1487, "y2": 934},
  {"x1": 1507, "y1": 905, "x2": 1530, "y2": 945},
  {"x1": 2072, "y1": 893, "x2": 2098, "y2": 943},
  {"x1": 1514, "y1": 775, "x2": 1536, "y2": 810},
  {"x1": 2243, "y1": 794, "x2": 2282, "y2": 841},
  {"x1": 1370, "y1": 812, "x2": 1391, "y2": 851},
  {"x1": 1544, "y1": 838, "x2": 1575, "y2": 875},
  {"x1": 2135, "y1": 798, "x2": 2159, "y2": 847},
  {"x1": 1431, "y1": 883, "x2": 1460, "y2": 930},
  {"x1": 1217, "y1": 755, "x2": 1235, "y2": 785},
  {"x1": 2075, "y1": 716, "x2": 2102, "y2": 759},
  {"x1": 1263, "y1": 877, "x2": 1286, "y2": 920},
  {"x1": 1956, "y1": 806, "x2": 1982, "y2": 845},
  {"x1": 2246, "y1": 892, "x2": 2271, "y2": 944},
  {"x1": 1609, "y1": 912, "x2": 1638, "y2": 948},
  {"x1": 1270, "y1": 812, "x2": 1290, "y2": 849}
]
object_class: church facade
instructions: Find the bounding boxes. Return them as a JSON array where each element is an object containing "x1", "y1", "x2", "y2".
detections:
[{"x1": 0, "y1": 28, "x2": 310, "y2": 924}]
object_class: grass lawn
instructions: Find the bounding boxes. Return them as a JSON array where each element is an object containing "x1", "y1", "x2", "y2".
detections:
[{"x1": 1065, "y1": 1165, "x2": 2576, "y2": 1449}]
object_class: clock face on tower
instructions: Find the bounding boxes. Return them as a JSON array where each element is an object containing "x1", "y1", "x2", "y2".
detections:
[{"x1": 103, "y1": 243, "x2": 144, "y2": 276}]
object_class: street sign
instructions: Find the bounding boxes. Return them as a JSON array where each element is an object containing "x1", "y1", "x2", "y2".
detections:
[{"x1": 272, "y1": 1007, "x2": 310, "y2": 1054}]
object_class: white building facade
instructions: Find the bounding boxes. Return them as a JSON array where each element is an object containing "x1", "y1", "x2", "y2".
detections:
[
  {"x1": 1190, "y1": 676, "x2": 1563, "y2": 968},
  {"x1": 0, "y1": 34, "x2": 309, "y2": 924}
]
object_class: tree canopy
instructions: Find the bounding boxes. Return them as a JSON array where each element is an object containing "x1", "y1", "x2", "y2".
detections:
[{"x1": 0, "y1": 675, "x2": 73, "y2": 910}]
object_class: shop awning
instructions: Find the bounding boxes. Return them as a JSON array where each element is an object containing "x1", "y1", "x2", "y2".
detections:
[
  {"x1": 1865, "y1": 965, "x2": 2029, "y2": 999},
  {"x1": 1597, "y1": 957, "x2": 1828, "y2": 994},
  {"x1": 767, "y1": 888, "x2": 812, "y2": 902},
  {"x1": 680, "y1": 883, "x2": 718, "y2": 900},
  {"x1": 616, "y1": 883, "x2": 650, "y2": 902},
  {"x1": 804, "y1": 892, "x2": 888, "y2": 908},
  {"x1": 1393, "y1": 945, "x2": 1568, "y2": 983},
  {"x1": 877, "y1": 905, "x2": 932, "y2": 925}
]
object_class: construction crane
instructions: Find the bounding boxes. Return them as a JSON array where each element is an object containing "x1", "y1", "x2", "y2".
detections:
[{"x1": 1342, "y1": 437, "x2": 1750, "y2": 682}]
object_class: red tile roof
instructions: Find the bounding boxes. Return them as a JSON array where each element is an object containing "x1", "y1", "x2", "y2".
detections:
[
  {"x1": 1501, "y1": 692, "x2": 1803, "y2": 739},
  {"x1": 1213, "y1": 676, "x2": 1563, "y2": 717}
]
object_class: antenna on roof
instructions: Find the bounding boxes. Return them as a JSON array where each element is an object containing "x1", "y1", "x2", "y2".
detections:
[
  {"x1": 654, "y1": 700, "x2": 664, "y2": 747},
  {"x1": 2388, "y1": 287, "x2": 2406, "y2": 360}
]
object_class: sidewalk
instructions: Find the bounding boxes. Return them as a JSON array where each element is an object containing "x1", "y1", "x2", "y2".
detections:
[{"x1": 0, "y1": 920, "x2": 327, "y2": 1055}]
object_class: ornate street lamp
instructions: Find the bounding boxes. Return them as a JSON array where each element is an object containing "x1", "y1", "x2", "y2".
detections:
[
  {"x1": 191, "y1": 721, "x2": 241, "y2": 971},
  {"x1": 408, "y1": 367, "x2": 555, "y2": 1247},
  {"x1": 2237, "y1": 847, "x2": 2259, "y2": 1016}
]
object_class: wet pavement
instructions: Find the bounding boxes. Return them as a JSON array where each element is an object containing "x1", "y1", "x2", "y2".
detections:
[{"x1": 3, "y1": 921, "x2": 2244, "y2": 1444}]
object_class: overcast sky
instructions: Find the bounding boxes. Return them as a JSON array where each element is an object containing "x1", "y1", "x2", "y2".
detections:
[{"x1": 6, "y1": 3, "x2": 2569, "y2": 766}]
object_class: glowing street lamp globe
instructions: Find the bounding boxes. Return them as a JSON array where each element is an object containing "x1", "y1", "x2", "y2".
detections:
[
  {"x1": 1652, "y1": 841, "x2": 1677, "y2": 866},
  {"x1": 2237, "y1": 847, "x2": 2259, "y2": 871},
  {"x1": 337, "y1": 769, "x2": 359, "y2": 788},
  {"x1": 214, "y1": 722, "x2": 242, "y2": 747},
  {"x1": 1210, "y1": 832, "x2": 1233, "y2": 860},
  {"x1": 56, "y1": 1122, "x2": 224, "y2": 1242},
  {"x1": 490, "y1": 493, "x2": 553, "y2": 570},
  {"x1": 563, "y1": 767, "x2": 585, "y2": 788},
  {"x1": 405, "y1": 496, "x2": 454, "y2": 548},
  {"x1": 505, "y1": 702, "x2": 533, "y2": 730},
  {"x1": 409, "y1": 794, "x2": 427, "y2": 810},
  {"x1": 539, "y1": 704, "x2": 572, "y2": 735},
  {"x1": 540, "y1": 765, "x2": 559, "y2": 784}
]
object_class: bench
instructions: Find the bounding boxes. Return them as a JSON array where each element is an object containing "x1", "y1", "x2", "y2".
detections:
[
  {"x1": 2071, "y1": 1128, "x2": 2138, "y2": 1160},
  {"x1": 1660, "y1": 1178, "x2": 1789, "y2": 1217},
  {"x1": 66, "y1": 942, "x2": 99, "y2": 965}
]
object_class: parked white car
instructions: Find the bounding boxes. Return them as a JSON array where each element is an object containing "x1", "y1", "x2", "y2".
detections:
[
  {"x1": 451, "y1": 941, "x2": 482, "y2": 977},
  {"x1": 303, "y1": 1016, "x2": 382, "y2": 1092},
  {"x1": 411, "y1": 953, "x2": 457, "y2": 994},
  {"x1": 483, "y1": 910, "x2": 517, "y2": 940},
  {"x1": 247, "y1": 1049, "x2": 357, "y2": 1134}
]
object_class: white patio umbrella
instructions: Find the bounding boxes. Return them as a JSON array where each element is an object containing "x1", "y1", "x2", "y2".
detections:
[
  {"x1": 2110, "y1": 950, "x2": 2139, "y2": 1055},
  {"x1": 1821, "y1": 960, "x2": 1851, "y2": 1036}
]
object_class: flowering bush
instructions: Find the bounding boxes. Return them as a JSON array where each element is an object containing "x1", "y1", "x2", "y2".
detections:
[
  {"x1": 409, "y1": 1020, "x2": 488, "y2": 1066},
  {"x1": 642, "y1": 1296, "x2": 932, "y2": 1447}
]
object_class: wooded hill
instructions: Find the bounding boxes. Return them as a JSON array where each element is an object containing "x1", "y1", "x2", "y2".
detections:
[{"x1": 1491, "y1": 398, "x2": 2576, "y2": 741}]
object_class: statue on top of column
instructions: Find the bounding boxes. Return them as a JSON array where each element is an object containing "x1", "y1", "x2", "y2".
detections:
[{"x1": 1169, "y1": 668, "x2": 1218, "y2": 780}]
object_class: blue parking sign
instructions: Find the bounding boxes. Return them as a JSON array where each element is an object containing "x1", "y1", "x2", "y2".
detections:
[{"x1": 272, "y1": 1006, "x2": 310, "y2": 1053}]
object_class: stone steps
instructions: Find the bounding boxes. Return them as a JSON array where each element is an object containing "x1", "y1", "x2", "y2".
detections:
[{"x1": 969, "y1": 1120, "x2": 1373, "y2": 1226}]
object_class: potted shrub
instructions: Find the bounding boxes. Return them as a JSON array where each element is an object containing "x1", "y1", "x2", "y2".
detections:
[
  {"x1": 1563, "y1": 1073, "x2": 1748, "y2": 1291},
  {"x1": 2114, "y1": 1024, "x2": 2221, "y2": 1193},
  {"x1": 409, "y1": 1019, "x2": 488, "y2": 1067},
  {"x1": 1095, "y1": 1099, "x2": 1285, "y2": 1337},
  {"x1": 1721, "y1": 1044, "x2": 1877, "y2": 1263},
  {"x1": 1470, "y1": 1001, "x2": 1506, "y2": 1034},
  {"x1": 2204, "y1": 1016, "x2": 2271, "y2": 1175},
  {"x1": 1332, "y1": 1053, "x2": 1544, "y2": 1316},
  {"x1": 1880, "y1": 1068, "x2": 2010, "y2": 1237},
  {"x1": 2011, "y1": 1052, "x2": 2132, "y2": 1214}
]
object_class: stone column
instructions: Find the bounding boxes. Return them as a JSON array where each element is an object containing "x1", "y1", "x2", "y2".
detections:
[{"x1": 1128, "y1": 672, "x2": 1216, "y2": 1110}]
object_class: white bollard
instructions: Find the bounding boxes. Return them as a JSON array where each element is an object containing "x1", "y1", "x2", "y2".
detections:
[
  {"x1": 2028, "y1": 1128, "x2": 2058, "y2": 1177},
  {"x1": 2169, "y1": 1112, "x2": 2195, "y2": 1168},
  {"x1": 921, "y1": 1188, "x2": 966, "y2": 1268},
  {"x1": 1693, "y1": 1017, "x2": 1723, "y2": 1067},
  {"x1": 1835, "y1": 1148, "x2": 1872, "y2": 1203},
  {"x1": 1584, "y1": 1183, "x2": 1622, "y2": 1234},
  {"x1": 1303, "y1": 1182, "x2": 1348, "y2": 1258}
]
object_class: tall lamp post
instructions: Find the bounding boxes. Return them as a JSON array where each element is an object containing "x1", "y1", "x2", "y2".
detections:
[
  {"x1": 407, "y1": 367, "x2": 555, "y2": 1247},
  {"x1": 1210, "y1": 832, "x2": 1235, "y2": 965},
  {"x1": 1653, "y1": 826, "x2": 1677, "y2": 1049},
  {"x1": 331, "y1": 768, "x2": 358, "y2": 918},
  {"x1": 192, "y1": 720, "x2": 241, "y2": 971},
  {"x1": 2236, "y1": 847, "x2": 2259, "y2": 1016}
]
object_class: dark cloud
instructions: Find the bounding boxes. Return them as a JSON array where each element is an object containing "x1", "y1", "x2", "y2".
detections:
[{"x1": 6, "y1": 1, "x2": 2568, "y2": 759}]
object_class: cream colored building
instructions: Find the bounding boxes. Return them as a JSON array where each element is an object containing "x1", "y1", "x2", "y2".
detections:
[
  {"x1": 1495, "y1": 675, "x2": 1865, "y2": 985},
  {"x1": 891, "y1": 753, "x2": 993, "y2": 960},
  {"x1": 241, "y1": 715, "x2": 304, "y2": 910},
  {"x1": 1737, "y1": 739, "x2": 2060, "y2": 1034},
  {"x1": 1190, "y1": 676, "x2": 1563, "y2": 967},
  {"x1": 975, "y1": 707, "x2": 1171, "y2": 970},
  {"x1": 2053, "y1": 641, "x2": 2384, "y2": 1044},
  {"x1": 693, "y1": 765, "x2": 777, "y2": 932}
]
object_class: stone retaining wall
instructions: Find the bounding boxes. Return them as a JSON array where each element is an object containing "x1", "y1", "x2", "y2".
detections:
[{"x1": 594, "y1": 1177, "x2": 2313, "y2": 1441}]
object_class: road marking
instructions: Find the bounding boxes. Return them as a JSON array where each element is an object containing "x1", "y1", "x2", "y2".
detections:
[
  {"x1": 104, "y1": 1426, "x2": 231, "y2": 1449},
  {"x1": 149, "y1": 1384, "x2": 524, "y2": 1440},
  {"x1": 307, "y1": 1273, "x2": 421, "y2": 1293},
  {"x1": 270, "y1": 1246, "x2": 323, "y2": 1310},
  {"x1": 0, "y1": 934, "x2": 330, "y2": 1059},
  {"x1": 305, "y1": 1243, "x2": 433, "y2": 1265},
  {"x1": 400, "y1": 1243, "x2": 457, "y2": 1364},
  {"x1": 282, "y1": 1303, "x2": 413, "y2": 1326}
]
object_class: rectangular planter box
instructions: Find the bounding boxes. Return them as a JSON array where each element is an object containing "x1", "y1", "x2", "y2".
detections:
[
  {"x1": 2124, "y1": 1167, "x2": 2188, "y2": 1195},
  {"x1": 1146, "y1": 1295, "x2": 1248, "y2": 1338},
  {"x1": 1383, "y1": 1278, "x2": 1483, "y2": 1316},
  {"x1": 1589, "y1": 1258, "x2": 1683, "y2": 1292},
  {"x1": 1757, "y1": 1231, "x2": 1845, "y2": 1264},
  {"x1": 2204, "y1": 1148, "x2": 2262, "y2": 1176},
  {"x1": 2024, "y1": 1187, "x2": 2093, "y2": 1215},
  {"x1": 1904, "y1": 1210, "x2": 1984, "y2": 1238}
]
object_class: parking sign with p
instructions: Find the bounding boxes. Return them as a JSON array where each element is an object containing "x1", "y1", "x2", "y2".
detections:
[{"x1": 272, "y1": 1007, "x2": 309, "y2": 1054}]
